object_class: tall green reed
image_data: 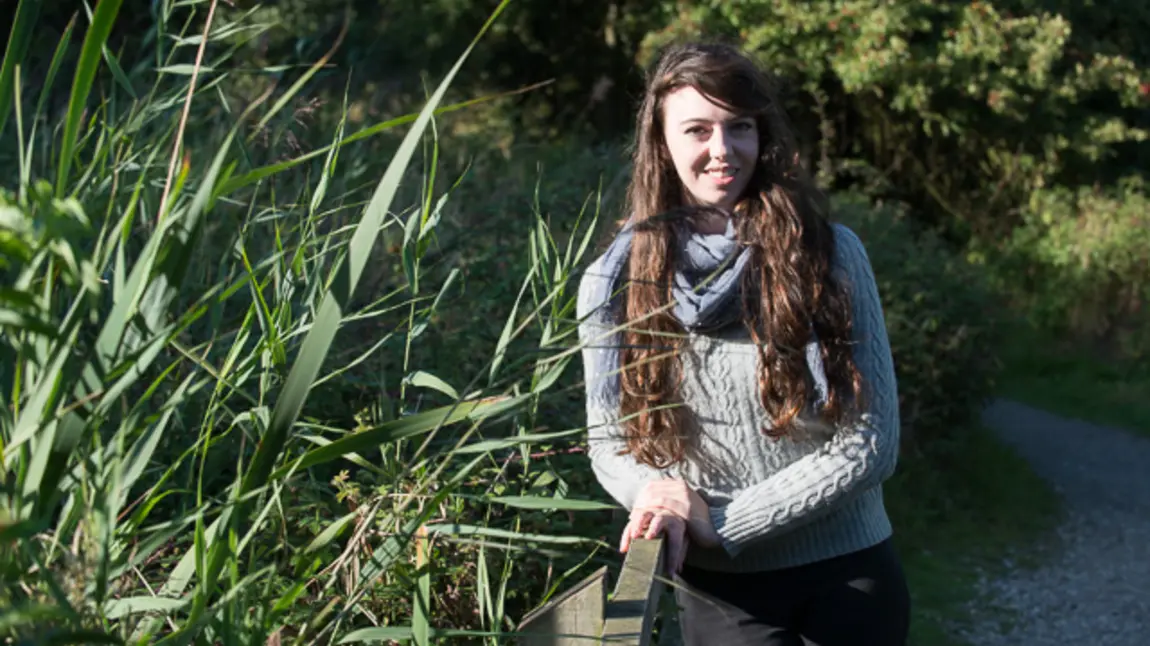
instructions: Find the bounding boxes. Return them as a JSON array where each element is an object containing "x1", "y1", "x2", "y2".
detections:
[{"x1": 0, "y1": 0, "x2": 617, "y2": 643}]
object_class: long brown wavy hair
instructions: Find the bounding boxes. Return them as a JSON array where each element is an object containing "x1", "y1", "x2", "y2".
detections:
[{"x1": 619, "y1": 42, "x2": 865, "y2": 468}]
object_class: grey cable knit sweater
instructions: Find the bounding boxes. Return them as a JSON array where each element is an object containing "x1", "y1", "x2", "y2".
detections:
[{"x1": 575, "y1": 223, "x2": 900, "y2": 573}]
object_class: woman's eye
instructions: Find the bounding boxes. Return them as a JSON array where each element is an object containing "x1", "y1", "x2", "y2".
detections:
[
  {"x1": 686, "y1": 126, "x2": 708, "y2": 136},
  {"x1": 732, "y1": 121, "x2": 755, "y2": 132}
]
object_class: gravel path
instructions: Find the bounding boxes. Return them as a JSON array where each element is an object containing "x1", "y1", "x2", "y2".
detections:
[{"x1": 960, "y1": 399, "x2": 1150, "y2": 645}]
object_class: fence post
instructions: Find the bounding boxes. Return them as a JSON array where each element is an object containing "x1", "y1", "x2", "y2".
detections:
[
  {"x1": 517, "y1": 566, "x2": 608, "y2": 645},
  {"x1": 601, "y1": 538, "x2": 665, "y2": 646},
  {"x1": 516, "y1": 538, "x2": 666, "y2": 645}
]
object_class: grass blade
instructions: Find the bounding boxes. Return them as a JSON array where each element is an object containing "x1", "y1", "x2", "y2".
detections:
[
  {"x1": 213, "y1": 83, "x2": 549, "y2": 197},
  {"x1": 413, "y1": 526, "x2": 431, "y2": 646},
  {"x1": 28, "y1": 15, "x2": 78, "y2": 168},
  {"x1": 0, "y1": 0, "x2": 40, "y2": 141},
  {"x1": 248, "y1": 10, "x2": 348, "y2": 139},
  {"x1": 155, "y1": 0, "x2": 218, "y2": 223},
  {"x1": 452, "y1": 427, "x2": 584, "y2": 454},
  {"x1": 57, "y1": 0, "x2": 124, "y2": 197},
  {"x1": 303, "y1": 511, "x2": 358, "y2": 554},
  {"x1": 101, "y1": 43, "x2": 137, "y2": 99},
  {"x1": 268, "y1": 395, "x2": 528, "y2": 479},
  {"x1": 404, "y1": 371, "x2": 459, "y2": 399},
  {"x1": 422, "y1": 524, "x2": 598, "y2": 545},
  {"x1": 488, "y1": 496, "x2": 616, "y2": 511},
  {"x1": 238, "y1": 0, "x2": 513, "y2": 511},
  {"x1": 104, "y1": 597, "x2": 189, "y2": 620},
  {"x1": 488, "y1": 262, "x2": 539, "y2": 385}
]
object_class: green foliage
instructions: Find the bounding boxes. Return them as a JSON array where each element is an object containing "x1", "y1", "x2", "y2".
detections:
[
  {"x1": 885, "y1": 424, "x2": 1061, "y2": 644},
  {"x1": 833, "y1": 193, "x2": 1003, "y2": 445},
  {"x1": 643, "y1": 0, "x2": 1150, "y2": 355},
  {"x1": 645, "y1": 0, "x2": 1149, "y2": 234},
  {"x1": 997, "y1": 321, "x2": 1150, "y2": 437},
  {"x1": 219, "y1": 0, "x2": 670, "y2": 140},
  {"x1": 988, "y1": 176, "x2": 1150, "y2": 356},
  {"x1": 0, "y1": 1, "x2": 633, "y2": 644}
]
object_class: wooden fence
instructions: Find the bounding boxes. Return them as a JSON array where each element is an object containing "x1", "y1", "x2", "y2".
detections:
[{"x1": 516, "y1": 537, "x2": 668, "y2": 645}]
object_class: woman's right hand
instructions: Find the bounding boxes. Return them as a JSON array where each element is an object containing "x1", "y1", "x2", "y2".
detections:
[{"x1": 620, "y1": 508, "x2": 689, "y2": 575}]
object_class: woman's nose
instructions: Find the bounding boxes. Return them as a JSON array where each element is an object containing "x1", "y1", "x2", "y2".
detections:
[{"x1": 709, "y1": 127, "x2": 730, "y2": 159}]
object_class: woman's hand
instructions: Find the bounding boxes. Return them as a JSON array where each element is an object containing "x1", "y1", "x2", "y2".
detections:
[
  {"x1": 631, "y1": 480, "x2": 721, "y2": 549},
  {"x1": 620, "y1": 508, "x2": 689, "y2": 574}
]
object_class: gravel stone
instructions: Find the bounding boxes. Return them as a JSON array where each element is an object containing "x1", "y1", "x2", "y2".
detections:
[{"x1": 958, "y1": 399, "x2": 1150, "y2": 645}]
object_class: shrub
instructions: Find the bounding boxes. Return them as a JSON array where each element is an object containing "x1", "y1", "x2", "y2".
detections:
[
  {"x1": 986, "y1": 175, "x2": 1150, "y2": 357},
  {"x1": 641, "y1": 1, "x2": 1150, "y2": 241},
  {"x1": 833, "y1": 192, "x2": 1004, "y2": 447}
]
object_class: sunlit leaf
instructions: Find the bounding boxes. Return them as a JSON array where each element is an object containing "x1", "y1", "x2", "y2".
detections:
[
  {"x1": 488, "y1": 496, "x2": 617, "y2": 511},
  {"x1": 304, "y1": 511, "x2": 358, "y2": 554},
  {"x1": 404, "y1": 370, "x2": 459, "y2": 399}
]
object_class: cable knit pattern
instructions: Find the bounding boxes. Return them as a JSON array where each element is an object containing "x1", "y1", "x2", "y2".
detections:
[{"x1": 575, "y1": 223, "x2": 900, "y2": 572}]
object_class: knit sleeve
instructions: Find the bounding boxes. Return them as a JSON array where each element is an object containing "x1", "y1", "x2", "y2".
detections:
[
  {"x1": 577, "y1": 258, "x2": 666, "y2": 510},
  {"x1": 708, "y1": 223, "x2": 901, "y2": 557}
]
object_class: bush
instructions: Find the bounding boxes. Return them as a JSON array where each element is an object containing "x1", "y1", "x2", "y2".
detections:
[
  {"x1": 985, "y1": 175, "x2": 1150, "y2": 357},
  {"x1": 833, "y1": 192, "x2": 1004, "y2": 447},
  {"x1": 641, "y1": 1, "x2": 1149, "y2": 240},
  {"x1": 634, "y1": 1, "x2": 1149, "y2": 356}
]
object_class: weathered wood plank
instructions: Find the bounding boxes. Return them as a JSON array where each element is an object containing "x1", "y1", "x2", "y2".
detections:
[
  {"x1": 600, "y1": 538, "x2": 666, "y2": 646},
  {"x1": 517, "y1": 566, "x2": 608, "y2": 645}
]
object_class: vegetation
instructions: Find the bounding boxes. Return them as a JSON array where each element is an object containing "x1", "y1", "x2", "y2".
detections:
[
  {"x1": 997, "y1": 321, "x2": 1150, "y2": 437},
  {"x1": 0, "y1": 1, "x2": 623, "y2": 642},
  {"x1": 6, "y1": 0, "x2": 1142, "y2": 643},
  {"x1": 644, "y1": 0, "x2": 1150, "y2": 356},
  {"x1": 832, "y1": 193, "x2": 1003, "y2": 447},
  {"x1": 887, "y1": 424, "x2": 1063, "y2": 645}
]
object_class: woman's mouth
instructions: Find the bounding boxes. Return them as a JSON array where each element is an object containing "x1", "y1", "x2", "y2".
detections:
[{"x1": 704, "y1": 167, "x2": 738, "y2": 185}]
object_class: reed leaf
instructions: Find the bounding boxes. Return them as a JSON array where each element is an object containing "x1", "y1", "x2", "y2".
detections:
[
  {"x1": 57, "y1": 0, "x2": 124, "y2": 197},
  {"x1": 0, "y1": 0, "x2": 40, "y2": 141}
]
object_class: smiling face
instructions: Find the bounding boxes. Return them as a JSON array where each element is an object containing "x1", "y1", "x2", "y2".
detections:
[{"x1": 661, "y1": 85, "x2": 760, "y2": 211}]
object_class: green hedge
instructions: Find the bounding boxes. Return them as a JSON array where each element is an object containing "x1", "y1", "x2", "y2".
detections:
[
  {"x1": 642, "y1": 0, "x2": 1149, "y2": 240},
  {"x1": 984, "y1": 175, "x2": 1150, "y2": 357},
  {"x1": 834, "y1": 192, "x2": 1004, "y2": 446},
  {"x1": 642, "y1": 0, "x2": 1149, "y2": 354}
]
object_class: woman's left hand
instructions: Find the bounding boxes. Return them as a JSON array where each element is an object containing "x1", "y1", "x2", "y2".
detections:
[
  {"x1": 620, "y1": 509, "x2": 690, "y2": 574},
  {"x1": 632, "y1": 479, "x2": 721, "y2": 549}
]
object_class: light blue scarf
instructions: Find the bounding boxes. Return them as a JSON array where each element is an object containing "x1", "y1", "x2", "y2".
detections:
[
  {"x1": 580, "y1": 210, "x2": 830, "y2": 411},
  {"x1": 588, "y1": 213, "x2": 753, "y2": 332}
]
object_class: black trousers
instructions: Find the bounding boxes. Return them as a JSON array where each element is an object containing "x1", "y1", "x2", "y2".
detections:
[{"x1": 673, "y1": 539, "x2": 910, "y2": 646}]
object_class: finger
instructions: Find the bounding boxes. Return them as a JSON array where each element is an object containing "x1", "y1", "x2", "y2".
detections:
[
  {"x1": 634, "y1": 498, "x2": 689, "y2": 521},
  {"x1": 619, "y1": 520, "x2": 635, "y2": 553},
  {"x1": 620, "y1": 511, "x2": 651, "y2": 553},
  {"x1": 631, "y1": 510, "x2": 653, "y2": 538},
  {"x1": 620, "y1": 516, "x2": 639, "y2": 552},
  {"x1": 644, "y1": 513, "x2": 666, "y2": 540},
  {"x1": 628, "y1": 506, "x2": 653, "y2": 524},
  {"x1": 631, "y1": 505, "x2": 656, "y2": 523}
]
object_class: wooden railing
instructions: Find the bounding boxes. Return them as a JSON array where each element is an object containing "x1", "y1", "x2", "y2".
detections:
[{"x1": 516, "y1": 538, "x2": 667, "y2": 645}]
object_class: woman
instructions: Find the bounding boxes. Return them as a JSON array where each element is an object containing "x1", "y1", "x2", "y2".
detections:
[{"x1": 576, "y1": 42, "x2": 910, "y2": 645}]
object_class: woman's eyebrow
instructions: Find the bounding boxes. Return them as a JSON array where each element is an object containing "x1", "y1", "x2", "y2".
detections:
[{"x1": 678, "y1": 116, "x2": 753, "y2": 127}]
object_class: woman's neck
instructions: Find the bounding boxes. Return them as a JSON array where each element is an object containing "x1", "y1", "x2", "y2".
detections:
[
  {"x1": 680, "y1": 193, "x2": 736, "y2": 234},
  {"x1": 692, "y1": 211, "x2": 729, "y2": 235}
]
